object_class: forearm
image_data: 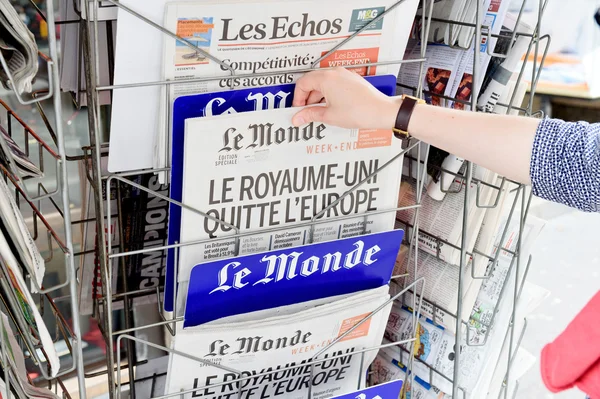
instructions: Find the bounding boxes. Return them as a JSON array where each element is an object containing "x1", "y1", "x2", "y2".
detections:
[{"x1": 383, "y1": 97, "x2": 541, "y2": 184}]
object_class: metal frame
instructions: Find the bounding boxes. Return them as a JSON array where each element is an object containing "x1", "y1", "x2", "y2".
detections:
[
  {"x1": 0, "y1": 0, "x2": 550, "y2": 397},
  {"x1": 0, "y1": 0, "x2": 88, "y2": 397}
]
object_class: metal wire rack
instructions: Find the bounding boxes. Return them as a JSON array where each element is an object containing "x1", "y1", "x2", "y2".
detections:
[{"x1": 0, "y1": 0, "x2": 551, "y2": 397}]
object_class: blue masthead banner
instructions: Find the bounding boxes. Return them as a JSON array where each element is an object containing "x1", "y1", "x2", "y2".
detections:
[
  {"x1": 165, "y1": 75, "x2": 397, "y2": 311},
  {"x1": 184, "y1": 229, "x2": 403, "y2": 327},
  {"x1": 331, "y1": 380, "x2": 403, "y2": 399}
]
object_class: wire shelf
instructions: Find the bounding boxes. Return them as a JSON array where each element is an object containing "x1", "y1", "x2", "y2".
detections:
[{"x1": 0, "y1": 0, "x2": 551, "y2": 397}]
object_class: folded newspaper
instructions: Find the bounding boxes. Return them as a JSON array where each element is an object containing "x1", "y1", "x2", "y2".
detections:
[
  {"x1": 165, "y1": 286, "x2": 393, "y2": 399},
  {"x1": 0, "y1": 0, "x2": 38, "y2": 94}
]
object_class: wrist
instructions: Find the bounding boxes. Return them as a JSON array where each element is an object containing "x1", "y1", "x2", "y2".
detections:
[{"x1": 382, "y1": 96, "x2": 403, "y2": 130}]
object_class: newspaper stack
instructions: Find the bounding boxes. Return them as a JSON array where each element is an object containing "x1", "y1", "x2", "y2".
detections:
[
  {"x1": 395, "y1": 181, "x2": 545, "y2": 328},
  {"x1": 376, "y1": 278, "x2": 546, "y2": 397},
  {"x1": 375, "y1": 186, "x2": 548, "y2": 397},
  {"x1": 165, "y1": 286, "x2": 393, "y2": 399},
  {"x1": 0, "y1": 0, "x2": 38, "y2": 94}
]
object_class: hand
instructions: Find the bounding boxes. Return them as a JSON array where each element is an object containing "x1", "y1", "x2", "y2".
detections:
[{"x1": 291, "y1": 67, "x2": 401, "y2": 130}]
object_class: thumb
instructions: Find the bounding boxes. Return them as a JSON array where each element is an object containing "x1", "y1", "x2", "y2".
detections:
[{"x1": 292, "y1": 105, "x2": 329, "y2": 127}]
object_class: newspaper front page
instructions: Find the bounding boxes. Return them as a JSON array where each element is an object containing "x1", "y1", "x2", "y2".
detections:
[
  {"x1": 175, "y1": 107, "x2": 403, "y2": 295},
  {"x1": 155, "y1": 0, "x2": 420, "y2": 172},
  {"x1": 165, "y1": 286, "x2": 392, "y2": 398}
]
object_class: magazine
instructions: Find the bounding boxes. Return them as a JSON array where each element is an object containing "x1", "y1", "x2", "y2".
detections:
[
  {"x1": 165, "y1": 286, "x2": 393, "y2": 399},
  {"x1": 171, "y1": 106, "x2": 404, "y2": 312}
]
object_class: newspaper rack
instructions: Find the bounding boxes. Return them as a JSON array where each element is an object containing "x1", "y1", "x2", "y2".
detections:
[{"x1": 0, "y1": 0, "x2": 552, "y2": 397}]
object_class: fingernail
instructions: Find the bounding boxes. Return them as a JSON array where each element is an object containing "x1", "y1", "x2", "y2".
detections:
[{"x1": 295, "y1": 117, "x2": 305, "y2": 126}]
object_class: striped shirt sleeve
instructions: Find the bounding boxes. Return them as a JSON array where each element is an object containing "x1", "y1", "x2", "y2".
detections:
[{"x1": 530, "y1": 118, "x2": 600, "y2": 212}]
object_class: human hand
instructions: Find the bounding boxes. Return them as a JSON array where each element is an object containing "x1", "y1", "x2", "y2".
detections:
[{"x1": 291, "y1": 67, "x2": 401, "y2": 129}]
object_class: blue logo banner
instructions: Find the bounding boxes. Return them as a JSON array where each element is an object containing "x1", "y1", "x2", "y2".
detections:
[
  {"x1": 332, "y1": 380, "x2": 403, "y2": 399},
  {"x1": 184, "y1": 229, "x2": 403, "y2": 327},
  {"x1": 165, "y1": 75, "x2": 397, "y2": 311}
]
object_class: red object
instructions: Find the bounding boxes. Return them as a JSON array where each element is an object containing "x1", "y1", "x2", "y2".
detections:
[{"x1": 541, "y1": 290, "x2": 600, "y2": 398}]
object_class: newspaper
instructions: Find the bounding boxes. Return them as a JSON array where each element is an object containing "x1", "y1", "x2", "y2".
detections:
[
  {"x1": 78, "y1": 158, "x2": 167, "y2": 315},
  {"x1": 392, "y1": 179, "x2": 511, "y2": 332},
  {"x1": 398, "y1": 42, "x2": 463, "y2": 106},
  {"x1": 0, "y1": 312, "x2": 60, "y2": 399},
  {"x1": 396, "y1": 164, "x2": 496, "y2": 267},
  {"x1": 165, "y1": 286, "x2": 392, "y2": 399},
  {"x1": 174, "y1": 106, "x2": 404, "y2": 309},
  {"x1": 107, "y1": 0, "x2": 419, "y2": 174},
  {"x1": 469, "y1": 281, "x2": 548, "y2": 398},
  {"x1": 389, "y1": 212, "x2": 545, "y2": 396},
  {"x1": 0, "y1": 0, "x2": 38, "y2": 94},
  {"x1": 0, "y1": 176, "x2": 45, "y2": 293},
  {"x1": 395, "y1": 186, "x2": 544, "y2": 336},
  {"x1": 0, "y1": 125, "x2": 43, "y2": 178},
  {"x1": 152, "y1": 0, "x2": 420, "y2": 177},
  {"x1": 0, "y1": 229, "x2": 59, "y2": 377},
  {"x1": 382, "y1": 280, "x2": 547, "y2": 397}
]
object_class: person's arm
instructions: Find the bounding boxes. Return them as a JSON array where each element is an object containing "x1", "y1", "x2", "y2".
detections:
[
  {"x1": 291, "y1": 68, "x2": 539, "y2": 184},
  {"x1": 291, "y1": 67, "x2": 600, "y2": 212}
]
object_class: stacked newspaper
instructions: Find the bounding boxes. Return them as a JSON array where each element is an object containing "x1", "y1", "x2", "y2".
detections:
[
  {"x1": 0, "y1": 0, "x2": 38, "y2": 94},
  {"x1": 373, "y1": 277, "x2": 545, "y2": 397},
  {"x1": 165, "y1": 286, "x2": 393, "y2": 398},
  {"x1": 379, "y1": 183, "x2": 547, "y2": 396}
]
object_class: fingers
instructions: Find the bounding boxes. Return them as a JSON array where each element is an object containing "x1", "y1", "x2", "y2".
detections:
[
  {"x1": 306, "y1": 90, "x2": 324, "y2": 105},
  {"x1": 292, "y1": 70, "x2": 328, "y2": 107},
  {"x1": 292, "y1": 105, "x2": 329, "y2": 127}
]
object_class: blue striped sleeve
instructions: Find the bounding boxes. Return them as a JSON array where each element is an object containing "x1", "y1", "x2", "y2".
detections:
[{"x1": 530, "y1": 118, "x2": 600, "y2": 212}]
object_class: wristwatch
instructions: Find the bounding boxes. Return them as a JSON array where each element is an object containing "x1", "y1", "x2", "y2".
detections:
[{"x1": 392, "y1": 94, "x2": 425, "y2": 139}]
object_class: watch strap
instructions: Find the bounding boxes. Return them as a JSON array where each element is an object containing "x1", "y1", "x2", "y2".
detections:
[{"x1": 393, "y1": 96, "x2": 420, "y2": 138}]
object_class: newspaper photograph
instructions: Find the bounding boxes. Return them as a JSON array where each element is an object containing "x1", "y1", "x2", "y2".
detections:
[
  {"x1": 174, "y1": 106, "x2": 404, "y2": 295},
  {"x1": 165, "y1": 286, "x2": 392, "y2": 399}
]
